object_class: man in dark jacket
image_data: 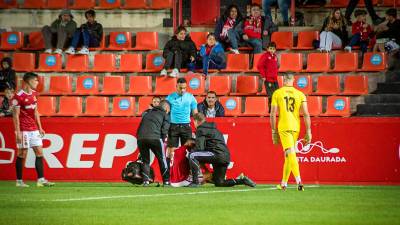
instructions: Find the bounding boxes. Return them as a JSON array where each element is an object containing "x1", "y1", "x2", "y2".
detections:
[
  {"x1": 136, "y1": 100, "x2": 171, "y2": 186},
  {"x1": 197, "y1": 91, "x2": 225, "y2": 118},
  {"x1": 188, "y1": 113, "x2": 256, "y2": 187},
  {"x1": 0, "y1": 57, "x2": 16, "y2": 92}
]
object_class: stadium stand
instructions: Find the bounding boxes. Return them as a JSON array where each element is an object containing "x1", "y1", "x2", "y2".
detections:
[
  {"x1": 84, "y1": 96, "x2": 110, "y2": 116},
  {"x1": 48, "y1": 76, "x2": 73, "y2": 95},
  {"x1": 111, "y1": 97, "x2": 135, "y2": 116},
  {"x1": 92, "y1": 54, "x2": 117, "y2": 72},
  {"x1": 75, "y1": 75, "x2": 100, "y2": 95},
  {"x1": 232, "y1": 76, "x2": 259, "y2": 95},
  {"x1": 38, "y1": 54, "x2": 62, "y2": 72},
  {"x1": 101, "y1": 76, "x2": 125, "y2": 95},
  {"x1": 223, "y1": 54, "x2": 250, "y2": 72},
  {"x1": 37, "y1": 96, "x2": 57, "y2": 116},
  {"x1": 127, "y1": 76, "x2": 153, "y2": 95},
  {"x1": 315, "y1": 75, "x2": 341, "y2": 95},
  {"x1": 186, "y1": 73, "x2": 206, "y2": 96},
  {"x1": 219, "y1": 97, "x2": 242, "y2": 116},
  {"x1": 305, "y1": 53, "x2": 330, "y2": 72},
  {"x1": 13, "y1": 53, "x2": 35, "y2": 72},
  {"x1": 58, "y1": 96, "x2": 83, "y2": 116},
  {"x1": 119, "y1": 54, "x2": 143, "y2": 72},
  {"x1": 209, "y1": 76, "x2": 232, "y2": 96},
  {"x1": 243, "y1": 97, "x2": 269, "y2": 116}
]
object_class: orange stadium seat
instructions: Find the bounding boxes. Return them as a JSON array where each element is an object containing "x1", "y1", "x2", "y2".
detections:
[
  {"x1": 381, "y1": 0, "x2": 400, "y2": 6},
  {"x1": 119, "y1": 53, "x2": 143, "y2": 72},
  {"x1": 322, "y1": 96, "x2": 351, "y2": 117},
  {"x1": 342, "y1": 75, "x2": 369, "y2": 95},
  {"x1": 122, "y1": 0, "x2": 147, "y2": 9},
  {"x1": 48, "y1": 76, "x2": 72, "y2": 95},
  {"x1": 92, "y1": 54, "x2": 116, "y2": 72},
  {"x1": 75, "y1": 75, "x2": 99, "y2": 95},
  {"x1": 0, "y1": 0, "x2": 17, "y2": 8},
  {"x1": 24, "y1": 32, "x2": 45, "y2": 50},
  {"x1": 294, "y1": 31, "x2": 319, "y2": 50},
  {"x1": 137, "y1": 96, "x2": 153, "y2": 116},
  {"x1": 46, "y1": 0, "x2": 68, "y2": 9},
  {"x1": 154, "y1": 76, "x2": 176, "y2": 95},
  {"x1": 132, "y1": 32, "x2": 159, "y2": 50},
  {"x1": 243, "y1": 97, "x2": 269, "y2": 116},
  {"x1": 271, "y1": 32, "x2": 293, "y2": 50},
  {"x1": 222, "y1": 54, "x2": 250, "y2": 72},
  {"x1": 127, "y1": 76, "x2": 152, "y2": 95},
  {"x1": 96, "y1": 0, "x2": 120, "y2": 9},
  {"x1": 37, "y1": 96, "x2": 56, "y2": 116},
  {"x1": 186, "y1": 74, "x2": 205, "y2": 95},
  {"x1": 150, "y1": 0, "x2": 172, "y2": 9},
  {"x1": 360, "y1": 52, "x2": 386, "y2": 71},
  {"x1": 294, "y1": 75, "x2": 313, "y2": 95},
  {"x1": 332, "y1": 52, "x2": 358, "y2": 72},
  {"x1": 84, "y1": 97, "x2": 110, "y2": 116},
  {"x1": 306, "y1": 96, "x2": 322, "y2": 116},
  {"x1": 38, "y1": 54, "x2": 62, "y2": 72},
  {"x1": 315, "y1": 75, "x2": 340, "y2": 95},
  {"x1": 20, "y1": 0, "x2": 45, "y2": 8},
  {"x1": 306, "y1": 53, "x2": 330, "y2": 72},
  {"x1": 219, "y1": 97, "x2": 242, "y2": 116},
  {"x1": 65, "y1": 55, "x2": 89, "y2": 72},
  {"x1": 108, "y1": 32, "x2": 132, "y2": 50},
  {"x1": 0, "y1": 32, "x2": 23, "y2": 50},
  {"x1": 209, "y1": 75, "x2": 232, "y2": 95},
  {"x1": 279, "y1": 53, "x2": 303, "y2": 72},
  {"x1": 232, "y1": 76, "x2": 259, "y2": 95},
  {"x1": 111, "y1": 97, "x2": 135, "y2": 116},
  {"x1": 101, "y1": 76, "x2": 126, "y2": 95},
  {"x1": 144, "y1": 53, "x2": 165, "y2": 72},
  {"x1": 190, "y1": 32, "x2": 208, "y2": 50},
  {"x1": 69, "y1": 0, "x2": 96, "y2": 9},
  {"x1": 13, "y1": 53, "x2": 35, "y2": 72},
  {"x1": 250, "y1": 53, "x2": 263, "y2": 72},
  {"x1": 58, "y1": 97, "x2": 83, "y2": 116}
]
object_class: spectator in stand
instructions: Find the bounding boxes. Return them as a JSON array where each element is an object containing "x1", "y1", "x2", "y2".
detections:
[
  {"x1": 374, "y1": 8, "x2": 400, "y2": 53},
  {"x1": 199, "y1": 33, "x2": 226, "y2": 76},
  {"x1": 65, "y1": 10, "x2": 103, "y2": 55},
  {"x1": 263, "y1": 0, "x2": 290, "y2": 26},
  {"x1": 345, "y1": 0, "x2": 384, "y2": 26},
  {"x1": 319, "y1": 8, "x2": 348, "y2": 52},
  {"x1": 160, "y1": 26, "x2": 197, "y2": 78},
  {"x1": 197, "y1": 91, "x2": 225, "y2": 118},
  {"x1": 214, "y1": 4, "x2": 244, "y2": 54},
  {"x1": 42, "y1": 9, "x2": 77, "y2": 55},
  {"x1": 345, "y1": 10, "x2": 373, "y2": 55},
  {"x1": 0, "y1": 57, "x2": 16, "y2": 92},
  {"x1": 257, "y1": 42, "x2": 278, "y2": 112},
  {"x1": 0, "y1": 87, "x2": 14, "y2": 117}
]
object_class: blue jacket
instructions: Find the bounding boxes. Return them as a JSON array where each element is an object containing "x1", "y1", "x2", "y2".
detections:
[{"x1": 199, "y1": 42, "x2": 226, "y2": 67}]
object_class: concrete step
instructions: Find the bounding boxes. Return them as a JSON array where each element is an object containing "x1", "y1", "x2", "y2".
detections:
[
  {"x1": 356, "y1": 103, "x2": 400, "y2": 116},
  {"x1": 364, "y1": 94, "x2": 400, "y2": 104}
]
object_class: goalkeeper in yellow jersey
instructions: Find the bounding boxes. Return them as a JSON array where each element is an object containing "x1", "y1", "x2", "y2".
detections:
[{"x1": 270, "y1": 73, "x2": 312, "y2": 191}]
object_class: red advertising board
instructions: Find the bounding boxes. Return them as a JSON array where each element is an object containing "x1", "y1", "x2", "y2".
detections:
[{"x1": 0, "y1": 117, "x2": 399, "y2": 184}]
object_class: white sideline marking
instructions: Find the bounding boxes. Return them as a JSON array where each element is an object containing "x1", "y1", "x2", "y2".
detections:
[{"x1": 40, "y1": 185, "x2": 320, "y2": 202}]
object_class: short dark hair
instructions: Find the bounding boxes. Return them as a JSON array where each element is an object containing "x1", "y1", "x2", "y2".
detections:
[
  {"x1": 193, "y1": 113, "x2": 206, "y2": 123},
  {"x1": 206, "y1": 91, "x2": 217, "y2": 96},
  {"x1": 386, "y1": 8, "x2": 397, "y2": 18},
  {"x1": 23, "y1": 72, "x2": 38, "y2": 83},
  {"x1": 4, "y1": 86, "x2": 14, "y2": 92},
  {"x1": 175, "y1": 26, "x2": 187, "y2": 35},
  {"x1": 267, "y1": 42, "x2": 276, "y2": 49},
  {"x1": 354, "y1": 9, "x2": 367, "y2": 18},
  {"x1": 251, "y1": 3, "x2": 261, "y2": 9},
  {"x1": 207, "y1": 33, "x2": 216, "y2": 39},
  {"x1": 85, "y1": 9, "x2": 95, "y2": 18},
  {"x1": 177, "y1": 78, "x2": 187, "y2": 84},
  {"x1": 152, "y1": 96, "x2": 161, "y2": 101}
]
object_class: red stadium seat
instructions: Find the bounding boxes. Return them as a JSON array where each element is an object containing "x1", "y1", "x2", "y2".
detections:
[
  {"x1": 381, "y1": 0, "x2": 400, "y2": 6},
  {"x1": 37, "y1": 96, "x2": 56, "y2": 116},
  {"x1": 306, "y1": 53, "x2": 330, "y2": 72},
  {"x1": 13, "y1": 53, "x2": 35, "y2": 72},
  {"x1": 48, "y1": 76, "x2": 72, "y2": 95},
  {"x1": 0, "y1": 32, "x2": 23, "y2": 50},
  {"x1": 127, "y1": 76, "x2": 152, "y2": 95},
  {"x1": 154, "y1": 76, "x2": 176, "y2": 95},
  {"x1": 326, "y1": 0, "x2": 377, "y2": 7},
  {"x1": 119, "y1": 54, "x2": 143, "y2": 72},
  {"x1": 232, "y1": 75, "x2": 259, "y2": 95},
  {"x1": 0, "y1": 0, "x2": 17, "y2": 8},
  {"x1": 84, "y1": 97, "x2": 109, "y2": 116},
  {"x1": 132, "y1": 32, "x2": 159, "y2": 50},
  {"x1": 314, "y1": 75, "x2": 340, "y2": 95},
  {"x1": 92, "y1": 54, "x2": 116, "y2": 72},
  {"x1": 111, "y1": 97, "x2": 135, "y2": 116},
  {"x1": 46, "y1": 0, "x2": 68, "y2": 9},
  {"x1": 38, "y1": 53, "x2": 62, "y2": 72},
  {"x1": 271, "y1": 32, "x2": 293, "y2": 50},
  {"x1": 251, "y1": 53, "x2": 263, "y2": 72},
  {"x1": 322, "y1": 96, "x2": 351, "y2": 117},
  {"x1": 222, "y1": 54, "x2": 250, "y2": 72},
  {"x1": 75, "y1": 75, "x2": 99, "y2": 95},
  {"x1": 108, "y1": 32, "x2": 132, "y2": 50},
  {"x1": 58, "y1": 97, "x2": 83, "y2": 116},
  {"x1": 294, "y1": 31, "x2": 319, "y2": 50},
  {"x1": 65, "y1": 55, "x2": 89, "y2": 72},
  {"x1": 144, "y1": 53, "x2": 165, "y2": 72},
  {"x1": 294, "y1": 75, "x2": 313, "y2": 95},
  {"x1": 101, "y1": 76, "x2": 126, "y2": 95},
  {"x1": 190, "y1": 32, "x2": 208, "y2": 50},
  {"x1": 243, "y1": 97, "x2": 269, "y2": 116},
  {"x1": 219, "y1": 97, "x2": 242, "y2": 116},
  {"x1": 69, "y1": 0, "x2": 95, "y2": 9},
  {"x1": 209, "y1": 76, "x2": 232, "y2": 95},
  {"x1": 360, "y1": 52, "x2": 386, "y2": 71},
  {"x1": 122, "y1": 0, "x2": 147, "y2": 9},
  {"x1": 305, "y1": 96, "x2": 322, "y2": 116},
  {"x1": 24, "y1": 32, "x2": 45, "y2": 50},
  {"x1": 186, "y1": 73, "x2": 205, "y2": 95},
  {"x1": 137, "y1": 96, "x2": 153, "y2": 116},
  {"x1": 279, "y1": 53, "x2": 303, "y2": 72},
  {"x1": 96, "y1": 0, "x2": 120, "y2": 9},
  {"x1": 332, "y1": 53, "x2": 358, "y2": 72},
  {"x1": 20, "y1": 0, "x2": 44, "y2": 8},
  {"x1": 150, "y1": 0, "x2": 172, "y2": 9},
  {"x1": 342, "y1": 75, "x2": 369, "y2": 95}
]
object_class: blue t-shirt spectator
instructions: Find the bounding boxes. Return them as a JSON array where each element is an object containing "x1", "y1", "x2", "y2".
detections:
[{"x1": 166, "y1": 92, "x2": 197, "y2": 124}]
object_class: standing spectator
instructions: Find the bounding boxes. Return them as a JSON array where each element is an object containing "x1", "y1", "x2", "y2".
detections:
[
  {"x1": 374, "y1": 8, "x2": 400, "y2": 53},
  {"x1": 263, "y1": 0, "x2": 290, "y2": 26},
  {"x1": 0, "y1": 57, "x2": 16, "y2": 92},
  {"x1": 160, "y1": 26, "x2": 197, "y2": 78},
  {"x1": 197, "y1": 91, "x2": 225, "y2": 118},
  {"x1": 319, "y1": 9, "x2": 348, "y2": 52},
  {"x1": 41, "y1": 9, "x2": 77, "y2": 55},
  {"x1": 257, "y1": 42, "x2": 278, "y2": 112},
  {"x1": 0, "y1": 87, "x2": 14, "y2": 117},
  {"x1": 345, "y1": 0, "x2": 384, "y2": 26},
  {"x1": 214, "y1": 4, "x2": 244, "y2": 54},
  {"x1": 345, "y1": 10, "x2": 373, "y2": 55},
  {"x1": 65, "y1": 10, "x2": 103, "y2": 55},
  {"x1": 199, "y1": 33, "x2": 226, "y2": 76}
]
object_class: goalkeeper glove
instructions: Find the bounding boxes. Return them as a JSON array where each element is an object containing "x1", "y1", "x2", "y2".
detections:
[
  {"x1": 304, "y1": 131, "x2": 312, "y2": 145},
  {"x1": 272, "y1": 131, "x2": 279, "y2": 145}
]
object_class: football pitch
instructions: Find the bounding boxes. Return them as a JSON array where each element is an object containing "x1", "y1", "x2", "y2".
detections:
[{"x1": 0, "y1": 182, "x2": 399, "y2": 225}]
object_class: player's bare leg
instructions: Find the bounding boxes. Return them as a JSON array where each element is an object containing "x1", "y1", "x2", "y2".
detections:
[
  {"x1": 16, "y1": 149, "x2": 29, "y2": 187},
  {"x1": 33, "y1": 146, "x2": 54, "y2": 187}
]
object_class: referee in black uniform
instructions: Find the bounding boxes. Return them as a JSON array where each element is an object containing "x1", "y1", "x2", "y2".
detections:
[
  {"x1": 137, "y1": 100, "x2": 171, "y2": 186},
  {"x1": 188, "y1": 113, "x2": 256, "y2": 188}
]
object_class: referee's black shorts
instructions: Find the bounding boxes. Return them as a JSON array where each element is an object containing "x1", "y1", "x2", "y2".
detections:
[{"x1": 167, "y1": 123, "x2": 192, "y2": 148}]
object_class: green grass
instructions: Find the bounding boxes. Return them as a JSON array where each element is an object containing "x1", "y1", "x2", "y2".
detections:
[{"x1": 0, "y1": 182, "x2": 399, "y2": 225}]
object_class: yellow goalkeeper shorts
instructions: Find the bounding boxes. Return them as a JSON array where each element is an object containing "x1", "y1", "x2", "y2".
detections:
[{"x1": 278, "y1": 131, "x2": 299, "y2": 150}]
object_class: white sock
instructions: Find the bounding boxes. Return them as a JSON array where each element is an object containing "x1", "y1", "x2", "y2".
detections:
[
  {"x1": 38, "y1": 177, "x2": 45, "y2": 182},
  {"x1": 295, "y1": 176, "x2": 302, "y2": 184},
  {"x1": 16, "y1": 179, "x2": 22, "y2": 183},
  {"x1": 281, "y1": 181, "x2": 287, "y2": 187}
]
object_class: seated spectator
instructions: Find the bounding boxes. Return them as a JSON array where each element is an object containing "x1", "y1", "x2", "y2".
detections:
[
  {"x1": 65, "y1": 10, "x2": 103, "y2": 55},
  {"x1": 345, "y1": 10, "x2": 373, "y2": 55},
  {"x1": 257, "y1": 42, "x2": 278, "y2": 112},
  {"x1": 263, "y1": 0, "x2": 290, "y2": 26},
  {"x1": 0, "y1": 87, "x2": 14, "y2": 117},
  {"x1": 197, "y1": 91, "x2": 225, "y2": 118},
  {"x1": 319, "y1": 8, "x2": 348, "y2": 52},
  {"x1": 199, "y1": 33, "x2": 226, "y2": 75},
  {"x1": 42, "y1": 9, "x2": 77, "y2": 55},
  {"x1": 160, "y1": 26, "x2": 197, "y2": 78},
  {"x1": 344, "y1": 0, "x2": 384, "y2": 26},
  {"x1": 374, "y1": 8, "x2": 400, "y2": 53},
  {"x1": 214, "y1": 4, "x2": 244, "y2": 54},
  {"x1": 0, "y1": 57, "x2": 16, "y2": 92}
]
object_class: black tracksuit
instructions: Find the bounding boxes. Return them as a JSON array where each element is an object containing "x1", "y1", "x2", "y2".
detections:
[{"x1": 136, "y1": 106, "x2": 170, "y2": 183}]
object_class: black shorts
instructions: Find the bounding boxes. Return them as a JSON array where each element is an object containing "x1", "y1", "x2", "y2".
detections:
[{"x1": 167, "y1": 123, "x2": 192, "y2": 148}]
